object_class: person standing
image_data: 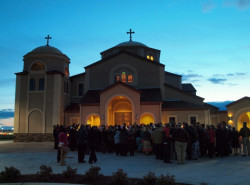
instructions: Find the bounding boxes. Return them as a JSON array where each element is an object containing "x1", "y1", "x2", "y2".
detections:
[
  {"x1": 88, "y1": 126, "x2": 98, "y2": 163},
  {"x1": 174, "y1": 124, "x2": 189, "y2": 164},
  {"x1": 114, "y1": 126, "x2": 121, "y2": 156},
  {"x1": 76, "y1": 125, "x2": 88, "y2": 163},
  {"x1": 58, "y1": 126, "x2": 69, "y2": 166},
  {"x1": 152, "y1": 123, "x2": 163, "y2": 160},
  {"x1": 231, "y1": 127, "x2": 240, "y2": 155},
  {"x1": 239, "y1": 122, "x2": 250, "y2": 156}
]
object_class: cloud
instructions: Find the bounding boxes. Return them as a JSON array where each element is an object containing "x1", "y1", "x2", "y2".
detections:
[
  {"x1": 223, "y1": 0, "x2": 250, "y2": 9},
  {"x1": 208, "y1": 78, "x2": 227, "y2": 84},
  {"x1": 0, "y1": 109, "x2": 14, "y2": 119},
  {"x1": 202, "y1": 0, "x2": 216, "y2": 12},
  {"x1": 182, "y1": 73, "x2": 203, "y2": 82}
]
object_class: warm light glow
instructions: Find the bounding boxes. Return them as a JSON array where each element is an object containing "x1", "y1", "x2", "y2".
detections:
[
  {"x1": 116, "y1": 75, "x2": 120, "y2": 82},
  {"x1": 140, "y1": 113, "x2": 154, "y2": 125},
  {"x1": 150, "y1": 56, "x2": 154, "y2": 61},
  {"x1": 128, "y1": 74, "x2": 133, "y2": 83},
  {"x1": 121, "y1": 72, "x2": 126, "y2": 82},
  {"x1": 65, "y1": 67, "x2": 69, "y2": 76},
  {"x1": 147, "y1": 55, "x2": 150, "y2": 59},
  {"x1": 31, "y1": 62, "x2": 45, "y2": 71},
  {"x1": 87, "y1": 115, "x2": 100, "y2": 127}
]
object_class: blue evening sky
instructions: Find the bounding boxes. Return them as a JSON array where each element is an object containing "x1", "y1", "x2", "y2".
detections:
[{"x1": 0, "y1": 0, "x2": 250, "y2": 125}]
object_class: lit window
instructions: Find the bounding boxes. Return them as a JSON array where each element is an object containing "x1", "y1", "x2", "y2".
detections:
[
  {"x1": 128, "y1": 75, "x2": 133, "y2": 83},
  {"x1": 39, "y1": 78, "x2": 45, "y2": 91},
  {"x1": 115, "y1": 75, "x2": 120, "y2": 82},
  {"x1": 31, "y1": 62, "x2": 45, "y2": 71},
  {"x1": 121, "y1": 72, "x2": 126, "y2": 83},
  {"x1": 65, "y1": 67, "x2": 69, "y2": 76},
  {"x1": 29, "y1": 79, "x2": 36, "y2": 91},
  {"x1": 150, "y1": 56, "x2": 154, "y2": 61},
  {"x1": 147, "y1": 55, "x2": 150, "y2": 59}
]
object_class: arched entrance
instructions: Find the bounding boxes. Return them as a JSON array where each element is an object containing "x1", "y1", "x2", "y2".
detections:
[
  {"x1": 140, "y1": 113, "x2": 155, "y2": 125},
  {"x1": 86, "y1": 114, "x2": 100, "y2": 127},
  {"x1": 237, "y1": 112, "x2": 250, "y2": 131},
  {"x1": 107, "y1": 95, "x2": 133, "y2": 126}
]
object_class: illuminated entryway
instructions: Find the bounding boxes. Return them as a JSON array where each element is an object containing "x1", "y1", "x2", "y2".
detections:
[
  {"x1": 107, "y1": 96, "x2": 132, "y2": 125},
  {"x1": 140, "y1": 113, "x2": 154, "y2": 125},
  {"x1": 237, "y1": 112, "x2": 250, "y2": 131},
  {"x1": 86, "y1": 114, "x2": 100, "y2": 127}
]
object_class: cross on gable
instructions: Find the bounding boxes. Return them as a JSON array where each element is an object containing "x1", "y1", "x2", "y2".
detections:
[
  {"x1": 45, "y1": 35, "x2": 52, "y2": 46},
  {"x1": 127, "y1": 29, "x2": 135, "y2": 42}
]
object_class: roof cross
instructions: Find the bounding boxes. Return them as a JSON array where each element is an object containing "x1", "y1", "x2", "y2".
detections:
[
  {"x1": 127, "y1": 29, "x2": 135, "y2": 42},
  {"x1": 45, "y1": 35, "x2": 52, "y2": 46}
]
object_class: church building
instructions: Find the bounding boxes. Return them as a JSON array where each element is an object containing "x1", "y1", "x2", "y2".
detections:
[{"x1": 14, "y1": 31, "x2": 224, "y2": 141}]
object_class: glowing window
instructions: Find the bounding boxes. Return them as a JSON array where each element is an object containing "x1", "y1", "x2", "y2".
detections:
[
  {"x1": 150, "y1": 56, "x2": 154, "y2": 61},
  {"x1": 65, "y1": 67, "x2": 69, "y2": 76},
  {"x1": 147, "y1": 55, "x2": 150, "y2": 59},
  {"x1": 115, "y1": 75, "x2": 120, "y2": 82},
  {"x1": 121, "y1": 72, "x2": 126, "y2": 83},
  {"x1": 31, "y1": 62, "x2": 45, "y2": 71},
  {"x1": 128, "y1": 75, "x2": 133, "y2": 83}
]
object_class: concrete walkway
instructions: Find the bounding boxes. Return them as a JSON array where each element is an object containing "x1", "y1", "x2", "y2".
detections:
[{"x1": 0, "y1": 141, "x2": 250, "y2": 185}]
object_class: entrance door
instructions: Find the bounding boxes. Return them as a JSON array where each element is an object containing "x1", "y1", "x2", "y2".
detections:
[{"x1": 115, "y1": 112, "x2": 132, "y2": 125}]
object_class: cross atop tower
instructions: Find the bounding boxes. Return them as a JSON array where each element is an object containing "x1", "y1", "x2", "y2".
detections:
[
  {"x1": 45, "y1": 34, "x2": 52, "y2": 46},
  {"x1": 127, "y1": 29, "x2": 135, "y2": 42}
]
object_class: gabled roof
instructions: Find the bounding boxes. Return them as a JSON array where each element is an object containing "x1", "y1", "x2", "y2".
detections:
[
  {"x1": 182, "y1": 83, "x2": 197, "y2": 92},
  {"x1": 100, "y1": 81, "x2": 140, "y2": 94},
  {"x1": 226, "y1": 96, "x2": 250, "y2": 107},
  {"x1": 81, "y1": 83, "x2": 163, "y2": 105},
  {"x1": 81, "y1": 90, "x2": 100, "y2": 105},
  {"x1": 164, "y1": 83, "x2": 204, "y2": 101},
  {"x1": 84, "y1": 50, "x2": 165, "y2": 69},
  {"x1": 70, "y1": 72, "x2": 85, "y2": 80},
  {"x1": 65, "y1": 103, "x2": 80, "y2": 112},
  {"x1": 162, "y1": 100, "x2": 208, "y2": 111},
  {"x1": 165, "y1": 71, "x2": 181, "y2": 77},
  {"x1": 203, "y1": 103, "x2": 219, "y2": 111},
  {"x1": 140, "y1": 88, "x2": 162, "y2": 102}
]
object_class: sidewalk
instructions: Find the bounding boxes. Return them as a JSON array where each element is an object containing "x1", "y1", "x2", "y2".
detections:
[{"x1": 1, "y1": 141, "x2": 250, "y2": 185}]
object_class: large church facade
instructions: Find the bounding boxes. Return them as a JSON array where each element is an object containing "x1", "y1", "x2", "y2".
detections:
[{"x1": 14, "y1": 33, "x2": 248, "y2": 141}]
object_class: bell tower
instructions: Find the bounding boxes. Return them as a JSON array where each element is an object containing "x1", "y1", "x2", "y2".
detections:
[{"x1": 14, "y1": 35, "x2": 70, "y2": 141}]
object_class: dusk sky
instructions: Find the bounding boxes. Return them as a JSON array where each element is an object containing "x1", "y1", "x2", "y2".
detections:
[{"x1": 0, "y1": 0, "x2": 250, "y2": 126}]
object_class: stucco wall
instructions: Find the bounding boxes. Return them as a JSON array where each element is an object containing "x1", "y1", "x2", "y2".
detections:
[{"x1": 161, "y1": 110, "x2": 208, "y2": 124}]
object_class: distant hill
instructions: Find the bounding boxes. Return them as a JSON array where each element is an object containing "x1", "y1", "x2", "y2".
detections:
[{"x1": 206, "y1": 101, "x2": 233, "y2": 111}]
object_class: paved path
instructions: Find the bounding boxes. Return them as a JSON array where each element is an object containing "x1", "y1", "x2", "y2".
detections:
[{"x1": 0, "y1": 141, "x2": 250, "y2": 185}]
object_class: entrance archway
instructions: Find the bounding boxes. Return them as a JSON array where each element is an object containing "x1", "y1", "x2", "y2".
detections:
[
  {"x1": 237, "y1": 112, "x2": 250, "y2": 131},
  {"x1": 140, "y1": 113, "x2": 155, "y2": 125},
  {"x1": 86, "y1": 114, "x2": 100, "y2": 127},
  {"x1": 107, "y1": 95, "x2": 133, "y2": 126}
]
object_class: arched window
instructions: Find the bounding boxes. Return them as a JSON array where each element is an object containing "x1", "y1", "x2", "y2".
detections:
[
  {"x1": 121, "y1": 72, "x2": 126, "y2": 83},
  {"x1": 31, "y1": 62, "x2": 45, "y2": 71},
  {"x1": 39, "y1": 78, "x2": 45, "y2": 91},
  {"x1": 29, "y1": 79, "x2": 36, "y2": 91},
  {"x1": 114, "y1": 75, "x2": 120, "y2": 82},
  {"x1": 128, "y1": 75, "x2": 133, "y2": 83}
]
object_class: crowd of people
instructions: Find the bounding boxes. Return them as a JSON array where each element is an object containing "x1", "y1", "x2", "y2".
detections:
[{"x1": 53, "y1": 121, "x2": 250, "y2": 166}]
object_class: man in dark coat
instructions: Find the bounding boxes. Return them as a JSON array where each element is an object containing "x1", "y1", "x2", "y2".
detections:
[
  {"x1": 88, "y1": 126, "x2": 98, "y2": 163},
  {"x1": 76, "y1": 125, "x2": 88, "y2": 163}
]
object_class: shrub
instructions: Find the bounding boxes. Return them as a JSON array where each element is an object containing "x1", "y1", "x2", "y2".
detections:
[
  {"x1": 156, "y1": 173, "x2": 175, "y2": 185},
  {"x1": 38, "y1": 165, "x2": 53, "y2": 176},
  {"x1": 111, "y1": 169, "x2": 129, "y2": 185},
  {"x1": 143, "y1": 171, "x2": 157, "y2": 185},
  {"x1": 37, "y1": 165, "x2": 53, "y2": 181},
  {"x1": 85, "y1": 166, "x2": 102, "y2": 179},
  {"x1": 0, "y1": 166, "x2": 21, "y2": 181},
  {"x1": 62, "y1": 166, "x2": 77, "y2": 178}
]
